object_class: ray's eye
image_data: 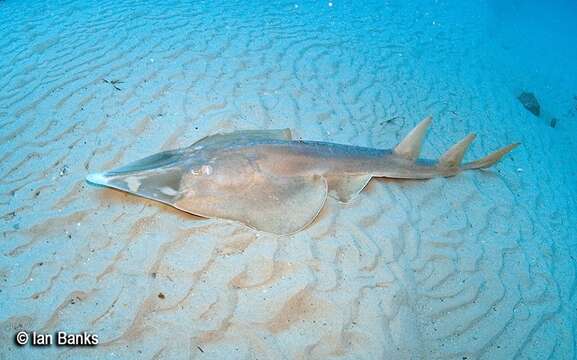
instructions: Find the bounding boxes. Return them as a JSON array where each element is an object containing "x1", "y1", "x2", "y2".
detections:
[
  {"x1": 190, "y1": 165, "x2": 213, "y2": 176},
  {"x1": 201, "y1": 165, "x2": 213, "y2": 175}
]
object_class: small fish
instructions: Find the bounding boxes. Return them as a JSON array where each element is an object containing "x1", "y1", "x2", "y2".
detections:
[{"x1": 86, "y1": 117, "x2": 518, "y2": 235}]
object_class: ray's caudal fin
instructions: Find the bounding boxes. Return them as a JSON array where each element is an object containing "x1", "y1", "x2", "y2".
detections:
[
  {"x1": 394, "y1": 116, "x2": 519, "y2": 173},
  {"x1": 462, "y1": 143, "x2": 520, "y2": 170}
]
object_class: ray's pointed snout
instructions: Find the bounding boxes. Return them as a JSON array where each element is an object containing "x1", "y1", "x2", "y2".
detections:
[{"x1": 86, "y1": 172, "x2": 109, "y2": 186}]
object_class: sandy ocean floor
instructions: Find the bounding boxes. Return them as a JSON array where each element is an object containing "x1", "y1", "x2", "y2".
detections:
[{"x1": 1, "y1": 0, "x2": 576, "y2": 359}]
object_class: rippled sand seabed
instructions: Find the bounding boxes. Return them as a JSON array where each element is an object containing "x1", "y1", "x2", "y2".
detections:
[{"x1": 1, "y1": 0, "x2": 576, "y2": 359}]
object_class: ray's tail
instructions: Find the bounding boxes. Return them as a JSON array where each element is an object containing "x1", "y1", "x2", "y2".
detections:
[
  {"x1": 393, "y1": 116, "x2": 519, "y2": 174},
  {"x1": 461, "y1": 143, "x2": 520, "y2": 170}
]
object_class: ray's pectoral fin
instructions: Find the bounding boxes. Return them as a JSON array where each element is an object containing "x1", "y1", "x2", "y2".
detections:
[
  {"x1": 326, "y1": 175, "x2": 372, "y2": 203},
  {"x1": 174, "y1": 174, "x2": 327, "y2": 235}
]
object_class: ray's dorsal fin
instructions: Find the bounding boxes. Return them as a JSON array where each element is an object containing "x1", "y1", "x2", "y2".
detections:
[
  {"x1": 438, "y1": 133, "x2": 476, "y2": 169},
  {"x1": 394, "y1": 116, "x2": 432, "y2": 161},
  {"x1": 190, "y1": 128, "x2": 292, "y2": 148},
  {"x1": 326, "y1": 175, "x2": 372, "y2": 203}
]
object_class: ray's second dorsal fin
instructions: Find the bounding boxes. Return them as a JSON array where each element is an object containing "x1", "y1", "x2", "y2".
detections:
[
  {"x1": 190, "y1": 128, "x2": 293, "y2": 148},
  {"x1": 393, "y1": 116, "x2": 432, "y2": 161},
  {"x1": 438, "y1": 133, "x2": 476, "y2": 169}
]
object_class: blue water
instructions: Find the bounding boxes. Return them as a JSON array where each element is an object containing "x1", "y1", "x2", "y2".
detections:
[{"x1": 0, "y1": 1, "x2": 575, "y2": 359}]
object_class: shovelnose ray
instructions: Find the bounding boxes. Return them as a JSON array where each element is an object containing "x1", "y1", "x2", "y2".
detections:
[{"x1": 86, "y1": 117, "x2": 519, "y2": 235}]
